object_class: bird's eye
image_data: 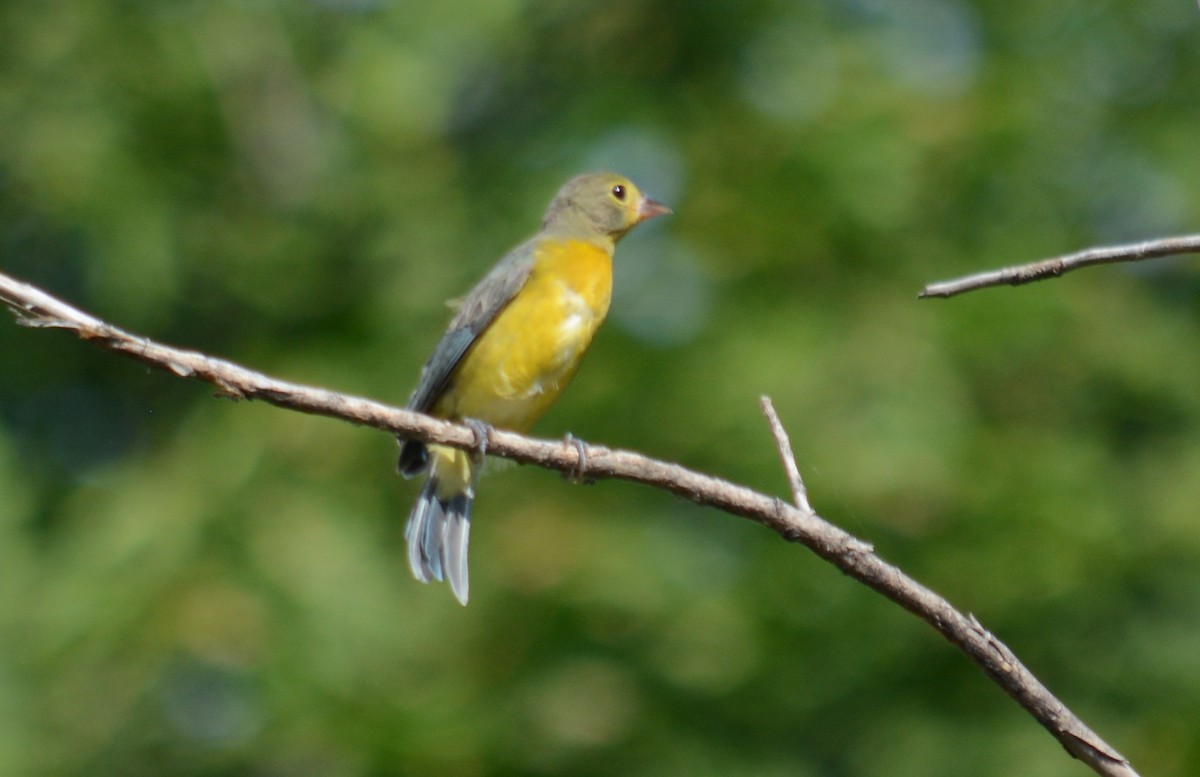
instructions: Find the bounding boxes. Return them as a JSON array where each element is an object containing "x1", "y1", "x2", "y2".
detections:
[{"x1": 611, "y1": 184, "x2": 626, "y2": 201}]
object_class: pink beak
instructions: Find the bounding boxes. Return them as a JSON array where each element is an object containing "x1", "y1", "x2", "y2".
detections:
[{"x1": 637, "y1": 196, "x2": 672, "y2": 221}]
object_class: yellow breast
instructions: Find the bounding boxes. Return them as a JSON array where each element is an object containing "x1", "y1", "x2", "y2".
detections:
[{"x1": 435, "y1": 238, "x2": 613, "y2": 431}]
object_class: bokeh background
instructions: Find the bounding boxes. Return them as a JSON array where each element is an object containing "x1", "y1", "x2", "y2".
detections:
[{"x1": 2, "y1": 1, "x2": 1199, "y2": 775}]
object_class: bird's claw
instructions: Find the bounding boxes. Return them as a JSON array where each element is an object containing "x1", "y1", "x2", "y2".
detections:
[
  {"x1": 464, "y1": 418, "x2": 494, "y2": 461},
  {"x1": 562, "y1": 433, "x2": 593, "y2": 484}
]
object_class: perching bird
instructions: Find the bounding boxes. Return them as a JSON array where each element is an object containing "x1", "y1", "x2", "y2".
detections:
[{"x1": 397, "y1": 172, "x2": 670, "y2": 604}]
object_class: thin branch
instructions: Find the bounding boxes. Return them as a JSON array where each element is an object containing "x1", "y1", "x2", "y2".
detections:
[
  {"x1": 755, "y1": 400, "x2": 1135, "y2": 776},
  {"x1": 759, "y1": 396, "x2": 813, "y2": 514},
  {"x1": 1, "y1": 270, "x2": 1138, "y2": 777},
  {"x1": 919, "y1": 234, "x2": 1200, "y2": 299}
]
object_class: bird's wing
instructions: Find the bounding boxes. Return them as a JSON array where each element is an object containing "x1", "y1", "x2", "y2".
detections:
[{"x1": 406, "y1": 237, "x2": 539, "y2": 413}]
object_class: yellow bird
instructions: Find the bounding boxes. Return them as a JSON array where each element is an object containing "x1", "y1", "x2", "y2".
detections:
[{"x1": 398, "y1": 172, "x2": 670, "y2": 604}]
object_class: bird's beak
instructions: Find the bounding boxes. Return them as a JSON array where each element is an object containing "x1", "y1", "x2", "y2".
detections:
[{"x1": 637, "y1": 196, "x2": 672, "y2": 222}]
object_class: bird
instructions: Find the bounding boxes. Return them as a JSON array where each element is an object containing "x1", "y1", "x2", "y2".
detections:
[{"x1": 397, "y1": 172, "x2": 670, "y2": 604}]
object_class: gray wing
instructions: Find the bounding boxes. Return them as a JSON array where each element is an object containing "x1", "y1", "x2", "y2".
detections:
[{"x1": 406, "y1": 237, "x2": 538, "y2": 414}]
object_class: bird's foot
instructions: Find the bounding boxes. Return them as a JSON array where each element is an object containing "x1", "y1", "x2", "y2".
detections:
[
  {"x1": 561, "y1": 433, "x2": 593, "y2": 484},
  {"x1": 464, "y1": 418, "x2": 494, "y2": 462}
]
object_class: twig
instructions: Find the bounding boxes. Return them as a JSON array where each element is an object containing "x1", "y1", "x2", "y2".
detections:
[
  {"x1": 1, "y1": 270, "x2": 1139, "y2": 777},
  {"x1": 919, "y1": 234, "x2": 1200, "y2": 299},
  {"x1": 759, "y1": 396, "x2": 813, "y2": 513}
]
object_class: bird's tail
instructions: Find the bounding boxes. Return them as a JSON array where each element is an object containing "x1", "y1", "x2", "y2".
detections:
[{"x1": 404, "y1": 444, "x2": 475, "y2": 605}]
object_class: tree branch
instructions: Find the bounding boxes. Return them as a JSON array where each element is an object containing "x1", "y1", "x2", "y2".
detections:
[
  {"x1": 919, "y1": 234, "x2": 1200, "y2": 299},
  {"x1": 0, "y1": 269, "x2": 1139, "y2": 777}
]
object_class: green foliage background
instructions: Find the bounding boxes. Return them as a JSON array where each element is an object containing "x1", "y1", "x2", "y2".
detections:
[{"x1": 2, "y1": 1, "x2": 1199, "y2": 775}]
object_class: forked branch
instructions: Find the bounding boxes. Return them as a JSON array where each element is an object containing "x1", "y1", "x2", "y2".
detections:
[{"x1": 0, "y1": 270, "x2": 1138, "y2": 777}]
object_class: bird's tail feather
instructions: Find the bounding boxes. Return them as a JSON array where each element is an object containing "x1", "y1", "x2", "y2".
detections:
[{"x1": 404, "y1": 447, "x2": 474, "y2": 605}]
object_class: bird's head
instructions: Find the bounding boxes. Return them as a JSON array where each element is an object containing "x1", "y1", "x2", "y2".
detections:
[{"x1": 542, "y1": 172, "x2": 671, "y2": 243}]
